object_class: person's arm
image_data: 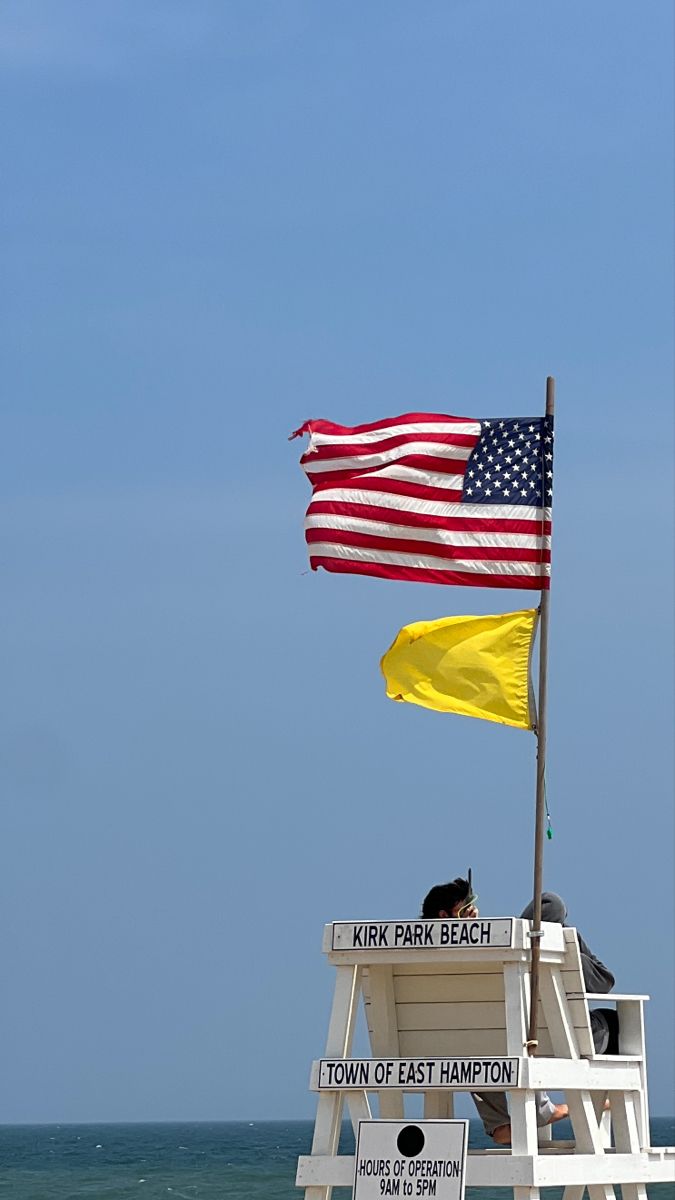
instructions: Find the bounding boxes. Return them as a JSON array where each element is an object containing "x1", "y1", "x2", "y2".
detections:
[{"x1": 577, "y1": 933, "x2": 615, "y2": 993}]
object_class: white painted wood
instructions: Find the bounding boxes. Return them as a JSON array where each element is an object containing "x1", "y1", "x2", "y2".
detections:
[
  {"x1": 328, "y1": 947, "x2": 569, "y2": 967},
  {"x1": 297, "y1": 1155, "x2": 352, "y2": 1188},
  {"x1": 571, "y1": 994, "x2": 649, "y2": 1002},
  {"x1": 395, "y1": 1000, "x2": 508, "y2": 1029},
  {"x1": 304, "y1": 964, "x2": 362, "y2": 1200},
  {"x1": 300, "y1": 923, "x2": 674, "y2": 1196},
  {"x1": 424, "y1": 1090, "x2": 454, "y2": 1118},
  {"x1": 304, "y1": 1094, "x2": 344, "y2": 1200},
  {"x1": 297, "y1": 1153, "x2": 675, "y2": 1190},
  {"x1": 397, "y1": 1028, "x2": 513, "y2": 1056},
  {"x1": 327, "y1": 919, "x2": 567, "y2": 967},
  {"x1": 618, "y1": 1180, "x2": 649, "y2": 1198},
  {"x1": 538, "y1": 965, "x2": 580, "y2": 1058},
  {"x1": 504, "y1": 961, "x2": 530, "y2": 1054},
  {"x1": 331, "y1": 918, "x2": 513, "y2": 951},
  {"x1": 560, "y1": 929, "x2": 596, "y2": 1056},
  {"x1": 609, "y1": 1091, "x2": 648, "y2": 1199},
  {"x1": 367, "y1": 967, "x2": 400, "y2": 1055},
  {"x1": 324, "y1": 964, "x2": 362, "y2": 1057},
  {"x1": 315, "y1": 1056, "x2": 520, "y2": 1091},
  {"x1": 567, "y1": 1089, "x2": 605, "y2": 1153},
  {"x1": 513, "y1": 919, "x2": 566, "y2": 952},
  {"x1": 616, "y1": 999, "x2": 649, "y2": 1148},
  {"x1": 503, "y1": 961, "x2": 541, "y2": 1200},
  {"x1": 393, "y1": 961, "x2": 504, "y2": 976},
  {"x1": 522, "y1": 1056, "x2": 641, "y2": 1091},
  {"x1": 394, "y1": 971, "x2": 505, "y2": 1001},
  {"x1": 611, "y1": 1091, "x2": 640, "y2": 1154},
  {"x1": 346, "y1": 1091, "x2": 371, "y2": 1136},
  {"x1": 534, "y1": 1151, "x2": 675, "y2": 1186},
  {"x1": 511, "y1": 1088, "x2": 538, "y2": 1154},
  {"x1": 566, "y1": 1089, "x2": 617, "y2": 1200},
  {"x1": 514, "y1": 1186, "x2": 540, "y2": 1200},
  {"x1": 590, "y1": 1089, "x2": 611, "y2": 1149},
  {"x1": 367, "y1": 965, "x2": 403, "y2": 1119},
  {"x1": 600, "y1": 1106, "x2": 611, "y2": 1148},
  {"x1": 558, "y1": 997, "x2": 597, "y2": 1027}
]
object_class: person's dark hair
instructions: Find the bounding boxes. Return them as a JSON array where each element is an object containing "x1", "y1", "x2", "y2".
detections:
[{"x1": 422, "y1": 877, "x2": 470, "y2": 919}]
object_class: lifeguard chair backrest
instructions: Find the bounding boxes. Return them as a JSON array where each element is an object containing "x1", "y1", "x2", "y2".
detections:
[
  {"x1": 360, "y1": 923, "x2": 595, "y2": 1060},
  {"x1": 559, "y1": 927, "x2": 596, "y2": 1056}
]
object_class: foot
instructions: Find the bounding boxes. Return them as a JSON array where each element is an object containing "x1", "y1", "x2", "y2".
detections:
[
  {"x1": 546, "y1": 1102, "x2": 569, "y2": 1125},
  {"x1": 491, "y1": 1104, "x2": 569, "y2": 1146},
  {"x1": 491, "y1": 1123, "x2": 511, "y2": 1145}
]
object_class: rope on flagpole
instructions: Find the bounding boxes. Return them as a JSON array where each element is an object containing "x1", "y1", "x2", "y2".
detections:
[
  {"x1": 545, "y1": 776, "x2": 553, "y2": 840},
  {"x1": 526, "y1": 375, "x2": 555, "y2": 1054}
]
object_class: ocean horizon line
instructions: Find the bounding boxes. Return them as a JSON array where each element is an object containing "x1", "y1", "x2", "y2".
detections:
[{"x1": 2, "y1": 1114, "x2": 673, "y2": 1127}]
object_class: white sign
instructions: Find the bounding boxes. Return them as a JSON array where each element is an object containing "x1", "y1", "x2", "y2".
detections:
[
  {"x1": 318, "y1": 1057, "x2": 519, "y2": 1090},
  {"x1": 332, "y1": 919, "x2": 513, "y2": 951},
  {"x1": 354, "y1": 1120, "x2": 468, "y2": 1199}
]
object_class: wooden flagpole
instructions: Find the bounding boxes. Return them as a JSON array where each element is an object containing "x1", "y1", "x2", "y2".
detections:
[{"x1": 527, "y1": 375, "x2": 555, "y2": 1052}]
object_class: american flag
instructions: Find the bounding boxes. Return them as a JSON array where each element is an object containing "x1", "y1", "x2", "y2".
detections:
[{"x1": 291, "y1": 412, "x2": 553, "y2": 590}]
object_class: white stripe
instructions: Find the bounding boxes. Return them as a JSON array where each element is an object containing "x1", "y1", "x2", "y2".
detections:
[
  {"x1": 361, "y1": 464, "x2": 466, "y2": 490},
  {"x1": 306, "y1": 420, "x2": 481, "y2": 447},
  {"x1": 305, "y1": 513, "x2": 550, "y2": 551},
  {"x1": 310, "y1": 488, "x2": 551, "y2": 524},
  {"x1": 307, "y1": 541, "x2": 548, "y2": 577},
  {"x1": 303, "y1": 440, "x2": 474, "y2": 475}
]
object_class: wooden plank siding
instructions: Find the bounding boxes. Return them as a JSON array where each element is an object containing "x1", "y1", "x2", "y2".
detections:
[{"x1": 362, "y1": 952, "x2": 594, "y2": 1062}]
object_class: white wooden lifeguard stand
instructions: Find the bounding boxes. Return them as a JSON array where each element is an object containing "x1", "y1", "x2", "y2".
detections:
[{"x1": 297, "y1": 917, "x2": 674, "y2": 1199}]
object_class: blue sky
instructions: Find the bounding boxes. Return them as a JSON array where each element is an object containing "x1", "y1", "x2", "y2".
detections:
[{"x1": 1, "y1": 1, "x2": 673, "y2": 1121}]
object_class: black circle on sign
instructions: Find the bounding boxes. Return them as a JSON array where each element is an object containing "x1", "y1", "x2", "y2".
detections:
[{"x1": 396, "y1": 1125, "x2": 425, "y2": 1157}]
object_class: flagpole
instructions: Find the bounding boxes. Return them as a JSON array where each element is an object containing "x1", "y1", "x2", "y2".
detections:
[{"x1": 527, "y1": 375, "x2": 555, "y2": 1053}]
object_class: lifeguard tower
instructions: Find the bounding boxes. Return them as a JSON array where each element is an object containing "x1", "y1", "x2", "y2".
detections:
[{"x1": 297, "y1": 915, "x2": 674, "y2": 1199}]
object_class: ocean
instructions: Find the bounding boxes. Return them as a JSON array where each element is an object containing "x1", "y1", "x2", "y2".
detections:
[{"x1": 0, "y1": 1118, "x2": 672, "y2": 1199}]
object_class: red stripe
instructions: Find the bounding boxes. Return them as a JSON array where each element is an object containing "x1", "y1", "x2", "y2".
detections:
[
  {"x1": 309, "y1": 556, "x2": 549, "y2": 591},
  {"x1": 307, "y1": 498, "x2": 552, "y2": 537},
  {"x1": 306, "y1": 527, "x2": 550, "y2": 564},
  {"x1": 300, "y1": 431, "x2": 478, "y2": 463},
  {"x1": 305, "y1": 455, "x2": 469, "y2": 488},
  {"x1": 294, "y1": 412, "x2": 474, "y2": 438}
]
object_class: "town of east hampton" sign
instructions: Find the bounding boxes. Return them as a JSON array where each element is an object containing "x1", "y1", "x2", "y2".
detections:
[
  {"x1": 331, "y1": 919, "x2": 513, "y2": 951},
  {"x1": 316, "y1": 1057, "x2": 520, "y2": 1091}
]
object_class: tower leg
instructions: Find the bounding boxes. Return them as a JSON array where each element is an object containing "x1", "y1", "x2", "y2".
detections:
[
  {"x1": 611, "y1": 1092, "x2": 648, "y2": 1200},
  {"x1": 511, "y1": 1089, "x2": 541, "y2": 1200},
  {"x1": 567, "y1": 1090, "x2": 617, "y2": 1200},
  {"x1": 304, "y1": 964, "x2": 361, "y2": 1200}
]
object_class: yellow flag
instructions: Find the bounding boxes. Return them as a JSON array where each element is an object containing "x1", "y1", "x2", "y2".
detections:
[{"x1": 381, "y1": 609, "x2": 538, "y2": 730}]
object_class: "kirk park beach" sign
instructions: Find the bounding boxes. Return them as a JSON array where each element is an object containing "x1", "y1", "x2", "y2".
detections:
[{"x1": 331, "y1": 919, "x2": 513, "y2": 951}]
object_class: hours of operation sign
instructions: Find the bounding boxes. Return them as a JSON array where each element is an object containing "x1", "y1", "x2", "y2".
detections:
[{"x1": 354, "y1": 1120, "x2": 468, "y2": 1200}]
